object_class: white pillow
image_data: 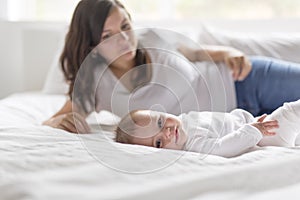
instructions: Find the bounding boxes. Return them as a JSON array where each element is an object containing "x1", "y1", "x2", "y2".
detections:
[
  {"x1": 42, "y1": 39, "x2": 69, "y2": 95},
  {"x1": 198, "y1": 25, "x2": 300, "y2": 63}
]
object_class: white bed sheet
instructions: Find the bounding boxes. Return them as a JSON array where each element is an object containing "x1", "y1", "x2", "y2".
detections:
[{"x1": 1, "y1": 93, "x2": 300, "y2": 200}]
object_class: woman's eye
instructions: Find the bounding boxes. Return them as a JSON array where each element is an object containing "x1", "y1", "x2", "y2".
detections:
[
  {"x1": 121, "y1": 23, "x2": 130, "y2": 30},
  {"x1": 155, "y1": 139, "x2": 162, "y2": 148},
  {"x1": 102, "y1": 34, "x2": 110, "y2": 40}
]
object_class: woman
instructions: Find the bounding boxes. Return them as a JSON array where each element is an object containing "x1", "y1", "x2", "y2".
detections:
[{"x1": 43, "y1": 0, "x2": 300, "y2": 133}]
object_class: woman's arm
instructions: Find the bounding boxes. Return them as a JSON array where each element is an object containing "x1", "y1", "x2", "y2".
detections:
[
  {"x1": 178, "y1": 45, "x2": 252, "y2": 81},
  {"x1": 178, "y1": 45, "x2": 230, "y2": 62},
  {"x1": 51, "y1": 99, "x2": 73, "y2": 117},
  {"x1": 43, "y1": 100, "x2": 91, "y2": 133}
]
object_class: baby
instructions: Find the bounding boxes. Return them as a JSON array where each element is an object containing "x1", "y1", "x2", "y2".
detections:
[{"x1": 115, "y1": 100, "x2": 300, "y2": 157}]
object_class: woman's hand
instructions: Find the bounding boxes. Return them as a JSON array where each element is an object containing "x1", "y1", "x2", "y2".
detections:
[
  {"x1": 43, "y1": 112, "x2": 91, "y2": 134},
  {"x1": 251, "y1": 114, "x2": 279, "y2": 136},
  {"x1": 223, "y1": 48, "x2": 252, "y2": 81}
]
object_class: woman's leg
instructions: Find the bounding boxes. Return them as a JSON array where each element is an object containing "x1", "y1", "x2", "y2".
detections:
[
  {"x1": 235, "y1": 56, "x2": 300, "y2": 116},
  {"x1": 258, "y1": 100, "x2": 300, "y2": 147}
]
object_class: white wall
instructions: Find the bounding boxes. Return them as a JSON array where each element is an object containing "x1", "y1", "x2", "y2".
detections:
[
  {"x1": 0, "y1": 21, "x2": 67, "y2": 99},
  {"x1": 0, "y1": 21, "x2": 23, "y2": 98},
  {"x1": 0, "y1": 19, "x2": 300, "y2": 99}
]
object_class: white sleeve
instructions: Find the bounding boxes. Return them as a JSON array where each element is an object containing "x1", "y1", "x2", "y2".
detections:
[
  {"x1": 185, "y1": 124, "x2": 263, "y2": 158},
  {"x1": 230, "y1": 109, "x2": 255, "y2": 124}
]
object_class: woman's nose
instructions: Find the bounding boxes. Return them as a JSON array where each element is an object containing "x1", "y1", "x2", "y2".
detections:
[{"x1": 118, "y1": 31, "x2": 129, "y2": 42}]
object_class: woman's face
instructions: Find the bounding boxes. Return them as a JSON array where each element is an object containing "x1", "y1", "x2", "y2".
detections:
[{"x1": 96, "y1": 6, "x2": 137, "y2": 67}]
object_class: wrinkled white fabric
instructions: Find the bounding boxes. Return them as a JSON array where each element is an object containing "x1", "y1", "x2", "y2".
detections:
[
  {"x1": 259, "y1": 100, "x2": 300, "y2": 147},
  {"x1": 2, "y1": 93, "x2": 300, "y2": 200},
  {"x1": 181, "y1": 109, "x2": 262, "y2": 157}
]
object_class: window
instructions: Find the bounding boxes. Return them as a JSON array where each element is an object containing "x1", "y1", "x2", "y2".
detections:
[
  {"x1": 125, "y1": 0, "x2": 300, "y2": 20},
  {"x1": 0, "y1": 0, "x2": 80, "y2": 21},
  {"x1": 174, "y1": 0, "x2": 300, "y2": 19},
  {"x1": 1, "y1": 0, "x2": 300, "y2": 21}
]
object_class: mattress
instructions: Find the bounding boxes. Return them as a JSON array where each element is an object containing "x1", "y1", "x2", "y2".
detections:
[{"x1": 1, "y1": 92, "x2": 300, "y2": 200}]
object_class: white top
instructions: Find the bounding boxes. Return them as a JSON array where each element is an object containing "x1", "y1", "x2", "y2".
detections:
[
  {"x1": 94, "y1": 48, "x2": 237, "y2": 118},
  {"x1": 258, "y1": 100, "x2": 300, "y2": 147},
  {"x1": 180, "y1": 100, "x2": 300, "y2": 157},
  {"x1": 181, "y1": 109, "x2": 263, "y2": 158}
]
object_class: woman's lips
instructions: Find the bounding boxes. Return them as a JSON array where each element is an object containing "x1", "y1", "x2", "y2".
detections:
[
  {"x1": 120, "y1": 44, "x2": 134, "y2": 53},
  {"x1": 121, "y1": 46, "x2": 130, "y2": 51}
]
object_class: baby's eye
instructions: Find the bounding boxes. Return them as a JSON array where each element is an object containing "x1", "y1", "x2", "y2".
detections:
[
  {"x1": 155, "y1": 139, "x2": 162, "y2": 148},
  {"x1": 157, "y1": 117, "x2": 163, "y2": 128}
]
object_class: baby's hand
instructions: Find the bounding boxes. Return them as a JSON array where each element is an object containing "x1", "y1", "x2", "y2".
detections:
[{"x1": 251, "y1": 114, "x2": 279, "y2": 136}]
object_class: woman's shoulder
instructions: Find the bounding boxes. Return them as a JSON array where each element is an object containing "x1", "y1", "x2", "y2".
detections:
[
  {"x1": 139, "y1": 30, "x2": 188, "y2": 62},
  {"x1": 145, "y1": 48, "x2": 180, "y2": 63},
  {"x1": 150, "y1": 47, "x2": 196, "y2": 69}
]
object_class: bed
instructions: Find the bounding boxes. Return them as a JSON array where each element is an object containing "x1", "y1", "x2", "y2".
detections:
[
  {"x1": 1, "y1": 92, "x2": 300, "y2": 199},
  {"x1": 1, "y1": 24, "x2": 300, "y2": 199}
]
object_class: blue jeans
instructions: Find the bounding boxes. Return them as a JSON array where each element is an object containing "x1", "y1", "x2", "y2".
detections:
[{"x1": 235, "y1": 56, "x2": 300, "y2": 116}]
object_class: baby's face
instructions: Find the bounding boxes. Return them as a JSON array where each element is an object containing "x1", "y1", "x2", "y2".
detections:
[{"x1": 131, "y1": 110, "x2": 187, "y2": 150}]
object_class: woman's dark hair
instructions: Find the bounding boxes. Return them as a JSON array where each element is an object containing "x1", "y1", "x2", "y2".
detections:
[{"x1": 60, "y1": 0, "x2": 147, "y2": 114}]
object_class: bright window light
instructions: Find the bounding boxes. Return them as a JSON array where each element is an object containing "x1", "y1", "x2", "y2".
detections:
[{"x1": 1, "y1": 0, "x2": 300, "y2": 21}]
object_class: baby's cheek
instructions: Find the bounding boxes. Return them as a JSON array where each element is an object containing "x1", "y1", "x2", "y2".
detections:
[{"x1": 164, "y1": 142, "x2": 184, "y2": 150}]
